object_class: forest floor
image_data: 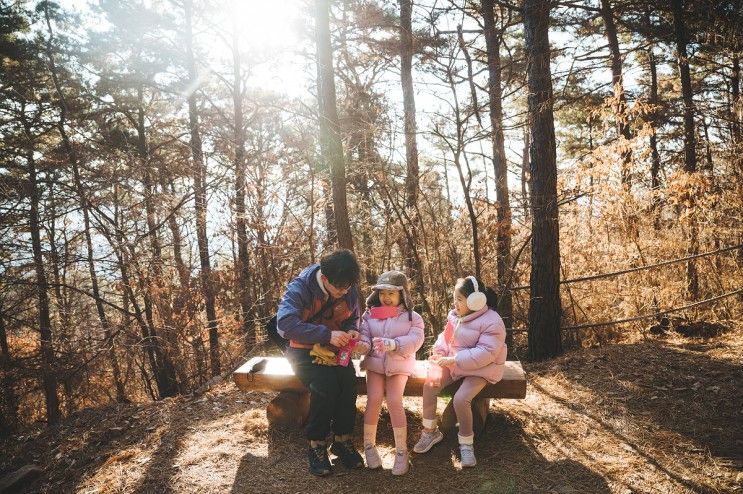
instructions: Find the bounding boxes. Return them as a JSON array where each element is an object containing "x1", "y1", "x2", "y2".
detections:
[{"x1": 2, "y1": 326, "x2": 741, "y2": 494}]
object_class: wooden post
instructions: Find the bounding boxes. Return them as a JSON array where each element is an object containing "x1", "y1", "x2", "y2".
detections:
[
  {"x1": 440, "y1": 397, "x2": 491, "y2": 436},
  {"x1": 266, "y1": 390, "x2": 310, "y2": 429}
]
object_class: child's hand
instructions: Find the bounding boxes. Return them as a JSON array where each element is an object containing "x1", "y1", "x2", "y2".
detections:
[
  {"x1": 347, "y1": 330, "x2": 360, "y2": 340},
  {"x1": 428, "y1": 353, "x2": 443, "y2": 363},
  {"x1": 354, "y1": 341, "x2": 370, "y2": 356},
  {"x1": 437, "y1": 356, "x2": 456, "y2": 367},
  {"x1": 372, "y1": 337, "x2": 397, "y2": 353}
]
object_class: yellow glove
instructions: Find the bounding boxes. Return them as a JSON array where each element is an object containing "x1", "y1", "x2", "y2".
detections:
[
  {"x1": 310, "y1": 344, "x2": 337, "y2": 366},
  {"x1": 311, "y1": 343, "x2": 336, "y2": 358},
  {"x1": 312, "y1": 355, "x2": 337, "y2": 366}
]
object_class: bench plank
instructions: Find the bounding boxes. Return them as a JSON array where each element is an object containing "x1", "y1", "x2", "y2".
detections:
[{"x1": 234, "y1": 356, "x2": 526, "y2": 399}]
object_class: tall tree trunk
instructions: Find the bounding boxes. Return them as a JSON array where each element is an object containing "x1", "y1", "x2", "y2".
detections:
[
  {"x1": 400, "y1": 0, "x2": 418, "y2": 220},
  {"x1": 185, "y1": 0, "x2": 220, "y2": 376},
  {"x1": 353, "y1": 112, "x2": 380, "y2": 287},
  {"x1": 134, "y1": 86, "x2": 178, "y2": 397},
  {"x1": 308, "y1": 162, "x2": 317, "y2": 264},
  {"x1": 702, "y1": 117, "x2": 713, "y2": 174},
  {"x1": 733, "y1": 54, "x2": 742, "y2": 181},
  {"x1": 587, "y1": 119, "x2": 595, "y2": 234},
  {"x1": 457, "y1": 153, "x2": 482, "y2": 279},
  {"x1": 481, "y1": 0, "x2": 513, "y2": 336},
  {"x1": 161, "y1": 181, "x2": 195, "y2": 376},
  {"x1": 0, "y1": 300, "x2": 19, "y2": 435},
  {"x1": 138, "y1": 85, "x2": 163, "y2": 274},
  {"x1": 112, "y1": 186, "x2": 138, "y2": 385},
  {"x1": 521, "y1": 126, "x2": 530, "y2": 217},
  {"x1": 160, "y1": 178, "x2": 190, "y2": 290},
  {"x1": 46, "y1": 177, "x2": 69, "y2": 334},
  {"x1": 400, "y1": 0, "x2": 425, "y2": 297},
  {"x1": 322, "y1": 178, "x2": 338, "y2": 247},
  {"x1": 732, "y1": 54, "x2": 741, "y2": 154},
  {"x1": 445, "y1": 70, "x2": 481, "y2": 278},
  {"x1": 42, "y1": 7, "x2": 126, "y2": 402},
  {"x1": 646, "y1": 10, "x2": 661, "y2": 197},
  {"x1": 25, "y1": 124, "x2": 61, "y2": 424},
  {"x1": 672, "y1": 0, "x2": 699, "y2": 300},
  {"x1": 733, "y1": 54, "x2": 742, "y2": 179},
  {"x1": 315, "y1": 0, "x2": 354, "y2": 250},
  {"x1": 104, "y1": 207, "x2": 174, "y2": 399},
  {"x1": 524, "y1": 0, "x2": 562, "y2": 361},
  {"x1": 672, "y1": 0, "x2": 697, "y2": 175},
  {"x1": 600, "y1": 0, "x2": 632, "y2": 188},
  {"x1": 231, "y1": 18, "x2": 254, "y2": 351},
  {"x1": 254, "y1": 161, "x2": 272, "y2": 320}
]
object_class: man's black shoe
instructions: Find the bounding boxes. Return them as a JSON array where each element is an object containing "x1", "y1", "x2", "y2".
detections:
[
  {"x1": 330, "y1": 440, "x2": 364, "y2": 469},
  {"x1": 308, "y1": 444, "x2": 332, "y2": 476}
]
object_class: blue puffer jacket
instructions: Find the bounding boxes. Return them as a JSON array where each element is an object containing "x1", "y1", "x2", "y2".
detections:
[{"x1": 276, "y1": 264, "x2": 360, "y2": 345}]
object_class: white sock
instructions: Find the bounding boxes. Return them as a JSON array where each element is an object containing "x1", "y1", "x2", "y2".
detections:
[
  {"x1": 363, "y1": 423, "x2": 377, "y2": 448},
  {"x1": 393, "y1": 426, "x2": 407, "y2": 453},
  {"x1": 458, "y1": 433, "x2": 474, "y2": 445},
  {"x1": 422, "y1": 418, "x2": 437, "y2": 430}
]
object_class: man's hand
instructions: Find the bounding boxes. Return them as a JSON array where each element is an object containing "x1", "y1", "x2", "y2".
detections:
[
  {"x1": 330, "y1": 330, "x2": 351, "y2": 348},
  {"x1": 346, "y1": 330, "x2": 360, "y2": 340}
]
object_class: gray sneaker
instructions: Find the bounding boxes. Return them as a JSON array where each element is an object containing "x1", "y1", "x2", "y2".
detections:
[
  {"x1": 459, "y1": 444, "x2": 476, "y2": 467},
  {"x1": 392, "y1": 450, "x2": 410, "y2": 475},
  {"x1": 413, "y1": 428, "x2": 443, "y2": 453},
  {"x1": 364, "y1": 444, "x2": 382, "y2": 469}
]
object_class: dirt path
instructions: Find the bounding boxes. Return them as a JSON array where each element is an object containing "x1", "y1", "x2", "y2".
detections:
[{"x1": 2, "y1": 329, "x2": 741, "y2": 493}]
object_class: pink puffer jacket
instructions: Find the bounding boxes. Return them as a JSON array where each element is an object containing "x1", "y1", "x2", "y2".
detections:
[
  {"x1": 432, "y1": 307, "x2": 507, "y2": 383},
  {"x1": 359, "y1": 305, "x2": 425, "y2": 376}
]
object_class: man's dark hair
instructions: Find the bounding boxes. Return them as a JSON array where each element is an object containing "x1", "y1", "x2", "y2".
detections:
[{"x1": 320, "y1": 249, "x2": 360, "y2": 288}]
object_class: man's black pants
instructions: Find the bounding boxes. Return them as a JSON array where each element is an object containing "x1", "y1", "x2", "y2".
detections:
[{"x1": 285, "y1": 347, "x2": 358, "y2": 441}]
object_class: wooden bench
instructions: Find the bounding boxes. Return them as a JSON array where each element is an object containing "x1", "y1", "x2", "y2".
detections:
[{"x1": 234, "y1": 357, "x2": 526, "y2": 433}]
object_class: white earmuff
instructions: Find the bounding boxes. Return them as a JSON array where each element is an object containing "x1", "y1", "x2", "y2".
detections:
[{"x1": 465, "y1": 276, "x2": 487, "y2": 311}]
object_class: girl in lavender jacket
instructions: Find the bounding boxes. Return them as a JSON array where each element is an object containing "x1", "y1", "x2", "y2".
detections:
[
  {"x1": 413, "y1": 276, "x2": 506, "y2": 468},
  {"x1": 356, "y1": 270, "x2": 424, "y2": 475}
]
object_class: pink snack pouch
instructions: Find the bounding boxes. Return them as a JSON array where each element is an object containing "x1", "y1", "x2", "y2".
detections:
[
  {"x1": 370, "y1": 306, "x2": 397, "y2": 319},
  {"x1": 336, "y1": 338, "x2": 357, "y2": 367}
]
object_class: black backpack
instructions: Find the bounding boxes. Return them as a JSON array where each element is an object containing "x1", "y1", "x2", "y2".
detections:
[
  {"x1": 265, "y1": 315, "x2": 286, "y2": 351},
  {"x1": 266, "y1": 297, "x2": 337, "y2": 352}
]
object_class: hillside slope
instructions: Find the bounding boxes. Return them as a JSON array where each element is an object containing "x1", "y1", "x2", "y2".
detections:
[{"x1": 2, "y1": 328, "x2": 741, "y2": 493}]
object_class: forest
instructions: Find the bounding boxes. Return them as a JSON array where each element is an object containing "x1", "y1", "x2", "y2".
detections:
[{"x1": 0, "y1": 0, "x2": 741, "y2": 474}]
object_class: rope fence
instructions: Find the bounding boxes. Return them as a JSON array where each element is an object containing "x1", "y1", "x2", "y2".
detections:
[
  {"x1": 506, "y1": 243, "x2": 743, "y2": 334},
  {"x1": 509, "y1": 243, "x2": 743, "y2": 291},
  {"x1": 507, "y1": 287, "x2": 743, "y2": 333}
]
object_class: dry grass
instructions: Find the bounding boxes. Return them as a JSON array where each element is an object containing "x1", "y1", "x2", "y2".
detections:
[{"x1": 2, "y1": 326, "x2": 741, "y2": 494}]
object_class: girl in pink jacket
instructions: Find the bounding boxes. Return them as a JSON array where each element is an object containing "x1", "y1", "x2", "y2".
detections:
[
  {"x1": 413, "y1": 276, "x2": 506, "y2": 468},
  {"x1": 356, "y1": 270, "x2": 424, "y2": 475}
]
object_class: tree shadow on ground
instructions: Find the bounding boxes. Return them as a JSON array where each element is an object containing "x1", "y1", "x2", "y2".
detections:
[
  {"x1": 556, "y1": 340, "x2": 742, "y2": 467},
  {"x1": 1, "y1": 403, "x2": 155, "y2": 494},
  {"x1": 230, "y1": 404, "x2": 611, "y2": 493},
  {"x1": 128, "y1": 396, "x2": 266, "y2": 494},
  {"x1": 1, "y1": 393, "x2": 265, "y2": 494}
]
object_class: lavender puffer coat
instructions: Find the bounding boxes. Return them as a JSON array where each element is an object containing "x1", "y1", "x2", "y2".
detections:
[
  {"x1": 359, "y1": 305, "x2": 425, "y2": 376},
  {"x1": 432, "y1": 307, "x2": 507, "y2": 383}
]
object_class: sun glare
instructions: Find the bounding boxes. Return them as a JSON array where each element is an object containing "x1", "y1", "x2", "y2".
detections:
[
  {"x1": 228, "y1": 0, "x2": 301, "y2": 50},
  {"x1": 203, "y1": 0, "x2": 309, "y2": 97}
]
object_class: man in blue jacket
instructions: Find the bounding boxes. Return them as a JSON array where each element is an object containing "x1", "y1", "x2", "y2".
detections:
[{"x1": 277, "y1": 248, "x2": 364, "y2": 476}]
